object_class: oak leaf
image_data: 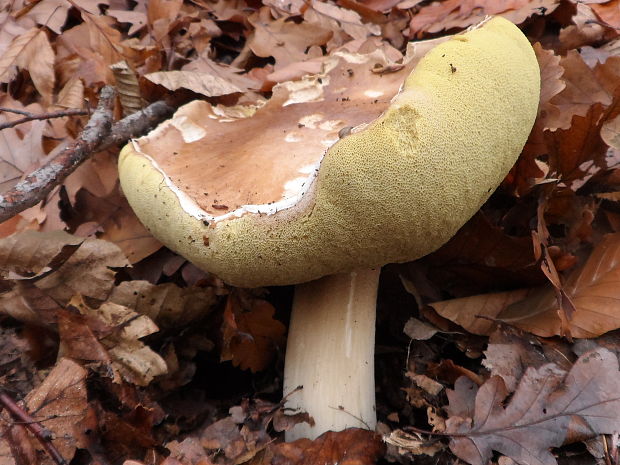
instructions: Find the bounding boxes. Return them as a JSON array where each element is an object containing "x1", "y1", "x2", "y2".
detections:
[
  {"x1": 221, "y1": 294, "x2": 286, "y2": 372},
  {"x1": 248, "y1": 8, "x2": 332, "y2": 70},
  {"x1": 534, "y1": 44, "x2": 566, "y2": 132},
  {"x1": 446, "y1": 348, "x2": 620, "y2": 465},
  {"x1": 547, "y1": 50, "x2": 612, "y2": 131},
  {"x1": 482, "y1": 329, "x2": 573, "y2": 392}
]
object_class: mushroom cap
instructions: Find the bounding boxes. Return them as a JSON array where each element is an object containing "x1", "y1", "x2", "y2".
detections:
[{"x1": 119, "y1": 16, "x2": 540, "y2": 288}]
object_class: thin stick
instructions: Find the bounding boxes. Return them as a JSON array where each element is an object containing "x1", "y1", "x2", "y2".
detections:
[
  {"x1": 0, "y1": 107, "x2": 33, "y2": 117},
  {"x1": 0, "y1": 108, "x2": 90, "y2": 131},
  {"x1": 0, "y1": 391, "x2": 67, "y2": 465},
  {"x1": 0, "y1": 86, "x2": 116, "y2": 223},
  {"x1": 98, "y1": 100, "x2": 174, "y2": 151},
  {"x1": 0, "y1": 96, "x2": 174, "y2": 224}
]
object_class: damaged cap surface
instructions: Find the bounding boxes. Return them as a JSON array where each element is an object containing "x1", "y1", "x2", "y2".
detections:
[{"x1": 119, "y1": 16, "x2": 540, "y2": 287}]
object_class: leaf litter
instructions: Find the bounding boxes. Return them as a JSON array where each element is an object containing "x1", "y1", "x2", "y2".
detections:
[{"x1": 2, "y1": 0, "x2": 620, "y2": 464}]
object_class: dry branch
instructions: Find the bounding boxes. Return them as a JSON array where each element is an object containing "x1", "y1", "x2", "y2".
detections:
[
  {"x1": 0, "y1": 89, "x2": 175, "y2": 224},
  {"x1": 0, "y1": 108, "x2": 90, "y2": 131},
  {"x1": 98, "y1": 100, "x2": 174, "y2": 151},
  {"x1": 0, "y1": 86, "x2": 116, "y2": 223}
]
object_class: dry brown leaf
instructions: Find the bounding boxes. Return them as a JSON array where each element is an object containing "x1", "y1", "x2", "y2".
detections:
[
  {"x1": 71, "y1": 187, "x2": 162, "y2": 264},
  {"x1": 221, "y1": 295, "x2": 286, "y2": 372},
  {"x1": 384, "y1": 429, "x2": 443, "y2": 457},
  {"x1": 182, "y1": 54, "x2": 260, "y2": 93},
  {"x1": 422, "y1": 212, "x2": 538, "y2": 296},
  {"x1": 55, "y1": 17, "x2": 123, "y2": 85},
  {"x1": 3, "y1": 358, "x2": 89, "y2": 464},
  {"x1": 111, "y1": 61, "x2": 144, "y2": 116},
  {"x1": 68, "y1": 295, "x2": 168, "y2": 385},
  {"x1": 0, "y1": 422, "x2": 37, "y2": 465},
  {"x1": 407, "y1": 372, "x2": 443, "y2": 396},
  {"x1": 109, "y1": 280, "x2": 217, "y2": 329},
  {"x1": 57, "y1": 308, "x2": 113, "y2": 363},
  {"x1": 108, "y1": 8, "x2": 148, "y2": 36},
  {"x1": 482, "y1": 330, "x2": 558, "y2": 391},
  {"x1": 248, "y1": 8, "x2": 332, "y2": 70},
  {"x1": 147, "y1": 0, "x2": 183, "y2": 41},
  {"x1": 0, "y1": 13, "x2": 29, "y2": 59},
  {"x1": 0, "y1": 28, "x2": 55, "y2": 105},
  {"x1": 446, "y1": 348, "x2": 620, "y2": 465},
  {"x1": 429, "y1": 213, "x2": 536, "y2": 275},
  {"x1": 559, "y1": 3, "x2": 610, "y2": 51},
  {"x1": 145, "y1": 70, "x2": 243, "y2": 97},
  {"x1": 195, "y1": 397, "x2": 291, "y2": 463},
  {"x1": 545, "y1": 104, "x2": 610, "y2": 188},
  {"x1": 55, "y1": 77, "x2": 85, "y2": 110},
  {"x1": 63, "y1": 150, "x2": 119, "y2": 202},
  {"x1": 0, "y1": 230, "x2": 129, "y2": 324},
  {"x1": 25, "y1": 0, "x2": 105, "y2": 34},
  {"x1": 200, "y1": 417, "x2": 248, "y2": 461},
  {"x1": 0, "y1": 117, "x2": 46, "y2": 193},
  {"x1": 408, "y1": 0, "x2": 558, "y2": 36},
  {"x1": 602, "y1": 111, "x2": 620, "y2": 150},
  {"x1": 534, "y1": 44, "x2": 566, "y2": 131},
  {"x1": 499, "y1": 233, "x2": 620, "y2": 337},
  {"x1": 263, "y1": 0, "x2": 306, "y2": 15},
  {"x1": 548, "y1": 50, "x2": 612, "y2": 130},
  {"x1": 266, "y1": 59, "x2": 326, "y2": 85},
  {"x1": 429, "y1": 288, "x2": 534, "y2": 336},
  {"x1": 166, "y1": 437, "x2": 210, "y2": 465},
  {"x1": 307, "y1": 0, "x2": 380, "y2": 41},
  {"x1": 591, "y1": 0, "x2": 620, "y2": 30},
  {"x1": 269, "y1": 428, "x2": 385, "y2": 465}
]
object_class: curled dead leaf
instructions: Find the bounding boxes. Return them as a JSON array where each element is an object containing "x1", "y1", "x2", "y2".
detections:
[{"x1": 499, "y1": 232, "x2": 620, "y2": 337}]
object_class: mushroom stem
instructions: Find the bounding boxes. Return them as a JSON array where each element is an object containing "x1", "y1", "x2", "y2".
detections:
[{"x1": 283, "y1": 267, "x2": 380, "y2": 441}]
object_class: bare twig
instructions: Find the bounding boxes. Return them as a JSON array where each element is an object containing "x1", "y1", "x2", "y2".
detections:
[
  {"x1": 0, "y1": 391, "x2": 67, "y2": 465},
  {"x1": 0, "y1": 107, "x2": 33, "y2": 117},
  {"x1": 99, "y1": 100, "x2": 174, "y2": 151},
  {"x1": 0, "y1": 108, "x2": 90, "y2": 131},
  {"x1": 0, "y1": 86, "x2": 116, "y2": 223},
  {"x1": 0, "y1": 91, "x2": 175, "y2": 224}
]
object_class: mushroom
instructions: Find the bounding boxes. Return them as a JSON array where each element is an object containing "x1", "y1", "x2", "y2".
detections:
[{"x1": 118, "y1": 17, "x2": 540, "y2": 441}]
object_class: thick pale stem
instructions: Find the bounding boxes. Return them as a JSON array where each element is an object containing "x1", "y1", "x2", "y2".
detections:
[{"x1": 283, "y1": 268, "x2": 380, "y2": 441}]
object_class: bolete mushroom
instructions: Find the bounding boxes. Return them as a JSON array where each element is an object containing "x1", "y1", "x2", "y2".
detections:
[{"x1": 118, "y1": 17, "x2": 540, "y2": 441}]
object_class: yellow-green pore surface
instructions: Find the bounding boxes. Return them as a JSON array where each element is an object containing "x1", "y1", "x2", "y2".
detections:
[{"x1": 119, "y1": 17, "x2": 540, "y2": 287}]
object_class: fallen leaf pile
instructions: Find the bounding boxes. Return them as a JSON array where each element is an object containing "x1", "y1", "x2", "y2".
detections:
[{"x1": 2, "y1": 0, "x2": 620, "y2": 463}]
